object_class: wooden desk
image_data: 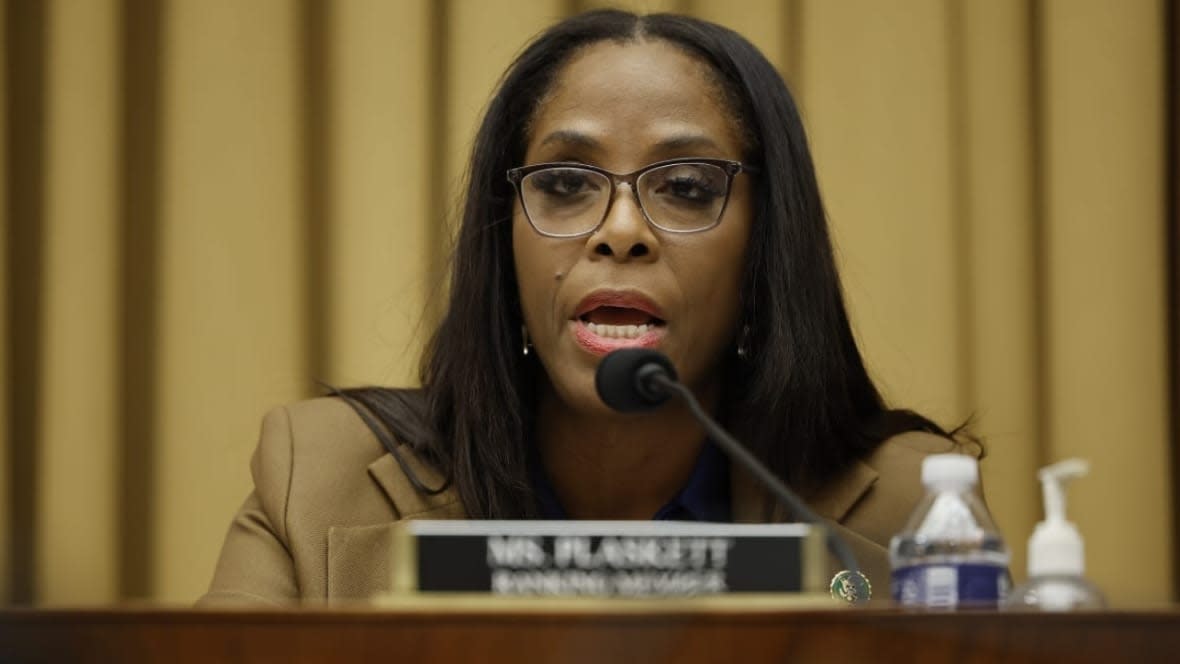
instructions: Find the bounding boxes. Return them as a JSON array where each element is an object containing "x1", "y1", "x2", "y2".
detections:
[{"x1": 3, "y1": 603, "x2": 1178, "y2": 663}]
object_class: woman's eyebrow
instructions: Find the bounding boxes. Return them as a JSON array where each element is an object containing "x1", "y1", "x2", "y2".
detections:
[
  {"x1": 536, "y1": 129, "x2": 724, "y2": 155},
  {"x1": 654, "y1": 133, "x2": 722, "y2": 153},
  {"x1": 538, "y1": 130, "x2": 600, "y2": 150}
]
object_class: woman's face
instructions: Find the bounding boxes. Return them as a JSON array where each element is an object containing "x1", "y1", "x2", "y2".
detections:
[{"x1": 513, "y1": 39, "x2": 753, "y2": 415}]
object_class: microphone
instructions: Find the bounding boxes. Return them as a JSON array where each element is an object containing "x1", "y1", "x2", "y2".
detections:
[
  {"x1": 594, "y1": 347, "x2": 678, "y2": 412},
  {"x1": 594, "y1": 348, "x2": 868, "y2": 602}
]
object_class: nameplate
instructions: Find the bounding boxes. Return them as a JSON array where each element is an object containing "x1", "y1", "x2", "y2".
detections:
[{"x1": 390, "y1": 521, "x2": 824, "y2": 597}]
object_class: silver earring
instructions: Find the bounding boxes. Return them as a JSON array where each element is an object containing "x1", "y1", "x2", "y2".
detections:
[
  {"x1": 522, "y1": 325, "x2": 530, "y2": 356},
  {"x1": 736, "y1": 325, "x2": 751, "y2": 359}
]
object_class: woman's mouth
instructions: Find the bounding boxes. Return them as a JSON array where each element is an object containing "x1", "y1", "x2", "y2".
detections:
[
  {"x1": 572, "y1": 305, "x2": 667, "y2": 354},
  {"x1": 583, "y1": 321, "x2": 657, "y2": 339}
]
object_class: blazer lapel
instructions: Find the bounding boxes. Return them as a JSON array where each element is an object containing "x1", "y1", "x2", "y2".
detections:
[
  {"x1": 366, "y1": 449, "x2": 464, "y2": 519},
  {"x1": 327, "y1": 449, "x2": 465, "y2": 602}
]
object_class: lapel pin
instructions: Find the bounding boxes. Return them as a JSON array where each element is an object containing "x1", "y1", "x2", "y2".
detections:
[{"x1": 830, "y1": 570, "x2": 871, "y2": 604}]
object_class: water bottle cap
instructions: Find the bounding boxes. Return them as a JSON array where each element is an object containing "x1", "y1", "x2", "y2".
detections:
[{"x1": 921, "y1": 454, "x2": 978, "y2": 488}]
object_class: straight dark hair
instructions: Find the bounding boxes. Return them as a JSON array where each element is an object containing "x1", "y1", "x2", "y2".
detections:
[{"x1": 344, "y1": 10, "x2": 953, "y2": 519}]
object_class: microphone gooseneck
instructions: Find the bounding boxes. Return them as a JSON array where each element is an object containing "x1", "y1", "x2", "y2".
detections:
[{"x1": 594, "y1": 348, "x2": 861, "y2": 581}]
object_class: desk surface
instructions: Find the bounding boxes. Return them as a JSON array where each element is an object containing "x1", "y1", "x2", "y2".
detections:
[{"x1": 3, "y1": 604, "x2": 1178, "y2": 663}]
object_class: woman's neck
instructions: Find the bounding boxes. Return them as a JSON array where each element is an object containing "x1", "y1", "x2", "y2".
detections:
[{"x1": 535, "y1": 383, "x2": 719, "y2": 520}]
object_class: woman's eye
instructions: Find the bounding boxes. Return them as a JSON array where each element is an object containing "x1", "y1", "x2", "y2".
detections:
[
  {"x1": 532, "y1": 170, "x2": 596, "y2": 197},
  {"x1": 668, "y1": 178, "x2": 717, "y2": 200},
  {"x1": 652, "y1": 168, "x2": 724, "y2": 205}
]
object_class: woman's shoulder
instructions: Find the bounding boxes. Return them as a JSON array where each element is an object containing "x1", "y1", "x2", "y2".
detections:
[
  {"x1": 257, "y1": 389, "x2": 428, "y2": 464},
  {"x1": 863, "y1": 429, "x2": 969, "y2": 474},
  {"x1": 864, "y1": 429, "x2": 974, "y2": 497},
  {"x1": 253, "y1": 393, "x2": 454, "y2": 519},
  {"x1": 269, "y1": 396, "x2": 375, "y2": 434},
  {"x1": 247, "y1": 398, "x2": 391, "y2": 518},
  {"x1": 205, "y1": 395, "x2": 453, "y2": 604},
  {"x1": 251, "y1": 394, "x2": 453, "y2": 523},
  {"x1": 835, "y1": 431, "x2": 969, "y2": 547},
  {"x1": 257, "y1": 396, "x2": 386, "y2": 466}
]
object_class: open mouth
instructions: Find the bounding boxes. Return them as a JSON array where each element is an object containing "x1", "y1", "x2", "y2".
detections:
[
  {"x1": 570, "y1": 291, "x2": 668, "y2": 355},
  {"x1": 578, "y1": 306, "x2": 666, "y2": 340}
]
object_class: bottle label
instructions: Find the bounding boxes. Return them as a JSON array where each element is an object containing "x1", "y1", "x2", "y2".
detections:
[{"x1": 891, "y1": 563, "x2": 1008, "y2": 608}]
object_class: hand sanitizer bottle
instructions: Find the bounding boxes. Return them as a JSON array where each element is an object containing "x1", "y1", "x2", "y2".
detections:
[{"x1": 1003, "y1": 459, "x2": 1106, "y2": 610}]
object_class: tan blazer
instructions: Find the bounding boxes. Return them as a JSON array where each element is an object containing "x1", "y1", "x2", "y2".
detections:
[{"x1": 198, "y1": 397, "x2": 960, "y2": 606}]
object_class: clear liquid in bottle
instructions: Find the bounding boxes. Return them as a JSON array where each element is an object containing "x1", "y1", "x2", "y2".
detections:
[{"x1": 890, "y1": 455, "x2": 1009, "y2": 609}]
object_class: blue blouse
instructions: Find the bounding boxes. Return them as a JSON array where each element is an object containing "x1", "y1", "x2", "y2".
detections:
[{"x1": 530, "y1": 440, "x2": 732, "y2": 522}]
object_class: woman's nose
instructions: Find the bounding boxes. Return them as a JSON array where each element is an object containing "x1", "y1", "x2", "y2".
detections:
[{"x1": 588, "y1": 184, "x2": 659, "y2": 261}]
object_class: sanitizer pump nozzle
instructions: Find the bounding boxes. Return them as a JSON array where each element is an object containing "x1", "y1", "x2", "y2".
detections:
[
  {"x1": 1004, "y1": 458, "x2": 1107, "y2": 610},
  {"x1": 1029, "y1": 459, "x2": 1088, "y2": 577}
]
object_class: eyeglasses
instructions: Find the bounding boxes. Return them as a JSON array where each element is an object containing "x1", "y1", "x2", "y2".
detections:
[{"x1": 506, "y1": 158, "x2": 757, "y2": 238}]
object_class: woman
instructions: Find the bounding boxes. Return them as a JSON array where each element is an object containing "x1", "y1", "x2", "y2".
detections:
[{"x1": 200, "y1": 10, "x2": 965, "y2": 605}]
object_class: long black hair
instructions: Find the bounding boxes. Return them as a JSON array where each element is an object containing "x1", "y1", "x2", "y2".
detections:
[{"x1": 344, "y1": 10, "x2": 952, "y2": 518}]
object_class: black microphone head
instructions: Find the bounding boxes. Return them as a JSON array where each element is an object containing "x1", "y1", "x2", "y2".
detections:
[{"x1": 595, "y1": 349, "x2": 678, "y2": 413}]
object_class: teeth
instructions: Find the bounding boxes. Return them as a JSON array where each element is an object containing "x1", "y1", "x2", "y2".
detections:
[{"x1": 586, "y1": 322, "x2": 651, "y2": 339}]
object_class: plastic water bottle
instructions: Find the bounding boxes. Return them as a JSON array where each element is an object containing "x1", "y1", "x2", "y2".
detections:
[{"x1": 890, "y1": 454, "x2": 1010, "y2": 609}]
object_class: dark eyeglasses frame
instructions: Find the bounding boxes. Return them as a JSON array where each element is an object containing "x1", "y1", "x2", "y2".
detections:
[{"x1": 506, "y1": 157, "x2": 759, "y2": 238}]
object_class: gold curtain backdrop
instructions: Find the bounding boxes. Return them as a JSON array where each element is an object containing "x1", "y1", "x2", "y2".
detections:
[{"x1": 2, "y1": 0, "x2": 1173, "y2": 605}]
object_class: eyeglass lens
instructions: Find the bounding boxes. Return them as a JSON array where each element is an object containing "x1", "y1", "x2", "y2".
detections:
[{"x1": 520, "y1": 162, "x2": 730, "y2": 236}]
